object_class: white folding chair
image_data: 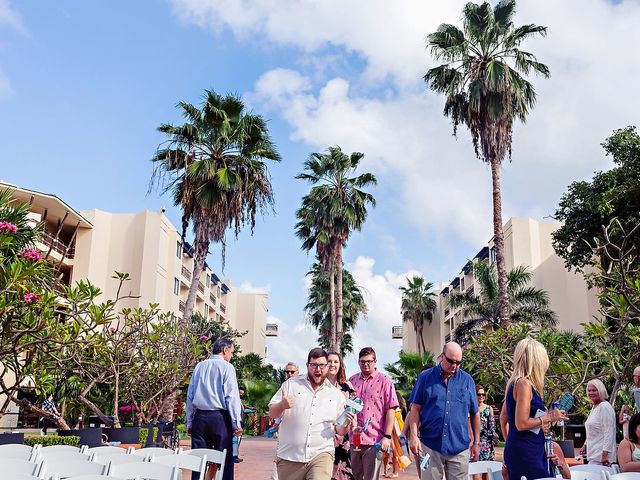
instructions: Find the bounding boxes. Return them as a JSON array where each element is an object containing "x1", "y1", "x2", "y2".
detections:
[
  {"x1": 4, "y1": 458, "x2": 39, "y2": 476},
  {"x1": 572, "y1": 465, "x2": 615, "y2": 474},
  {"x1": 469, "y1": 460, "x2": 504, "y2": 476},
  {"x1": 184, "y1": 448, "x2": 227, "y2": 480},
  {"x1": 153, "y1": 452, "x2": 208, "y2": 477},
  {"x1": 6, "y1": 475, "x2": 40, "y2": 480},
  {"x1": 36, "y1": 451, "x2": 91, "y2": 463},
  {"x1": 130, "y1": 446, "x2": 177, "y2": 459},
  {"x1": 108, "y1": 462, "x2": 181, "y2": 480},
  {"x1": 86, "y1": 445, "x2": 130, "y2": 455},
  {"x1": 38, "y1": 459, "x2": 106, "y2": 480},
  {"x1": 90, "y1": 452, "x2": 146, "y2": 466},
  {"x1": 40, "y1": 445, "x2": 84, "y2": 453},
  {"x1": 0, "y1": 443, "x2": 36, "y2": 461},
  {"x1": 610, "y1": 474, "x2": 640, "y2": 480},
  {"x1": 66, "y1": 476, "x2": 126, "y2": 480},
  {"x1": 570, "y1": 470, "x2": 608, "y2": 480}
]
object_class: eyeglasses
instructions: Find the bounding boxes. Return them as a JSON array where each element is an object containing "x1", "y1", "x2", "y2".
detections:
[
  {"x1": 444, "y1": 354, "x2": 463, "y2": 366},
  {"x1": 359, "y1": 360, "x2": 375, "y2": 365},
  {"x1": 477, "y1": 393, "x2": 486, "y2": 397},
  {"x1": 308, "y1": 363, "x2": 328, "y2": 370},
  {"x1": 285, "y1": 370, "x2": 297, "y2": 375}
]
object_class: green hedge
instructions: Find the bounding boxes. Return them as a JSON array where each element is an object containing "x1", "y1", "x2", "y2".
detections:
[{"x1": 24, "y1": 435, "x2": 80, "y2": 447}]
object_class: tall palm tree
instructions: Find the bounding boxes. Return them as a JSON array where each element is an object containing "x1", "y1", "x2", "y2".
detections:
[
  {"x1": 384, "y1": 350, "x2": 435, "y2": 404},
  {"x1": 295, "y1": 146, "x2": 376, "y2": 350},
  {"x1": 400, "y1": 276, "x2": 437, "y2": 356},
  {"x1": 449, "y1": 260, "x2": 557, "y2": 344},
  {"x1": 305, "y1": 262, "x2": 367, "y2": 356},
  {"x1": 425, "y1": 0, "x2": 550, "y2": 327},
  {"x1": 150, "y1": 90, "x2": 280, "y2": 322}
]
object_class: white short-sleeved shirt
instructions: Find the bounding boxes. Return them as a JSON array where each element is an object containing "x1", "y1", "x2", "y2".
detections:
[
  {"x1": 269, "y1": 376, "x2": 345, "y2": 462},
  {"x1": 585, "y1": 400, "x2": 617, "y2": 463}
]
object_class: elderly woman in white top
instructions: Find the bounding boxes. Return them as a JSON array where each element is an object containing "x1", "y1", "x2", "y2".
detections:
[{"x1": 580, "y1": 379, "x2": 617, "y2": 466}]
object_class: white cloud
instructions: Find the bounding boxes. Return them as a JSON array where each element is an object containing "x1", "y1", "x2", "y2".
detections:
[
  {"x1": 0, "y1": 0, "x2": 27, "y2": 35},
  {"x1": 237, "y1": 280, "x2": 272, "y2": 294},
  {"x1": 264, "y1": 314, "x2": 318, "y2": 369}
]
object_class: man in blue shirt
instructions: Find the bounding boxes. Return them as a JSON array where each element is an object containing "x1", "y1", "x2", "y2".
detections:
[
  {"x1": 407, "y1": 342, "x2": 480, "y2": 480},
  {"x1": 187, "y1": 337, "x2": 243, "y2": 480}
]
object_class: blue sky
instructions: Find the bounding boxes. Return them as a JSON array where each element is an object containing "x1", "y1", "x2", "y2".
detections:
[{"x1": 2, "y1": 0, "x2": 639, "y2": 372}]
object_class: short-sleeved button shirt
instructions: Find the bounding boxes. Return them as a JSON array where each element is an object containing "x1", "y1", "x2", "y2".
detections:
[
  {"x1": 349, "y1": 370, "x2": 399, "y2": 445},
  {"x1": 410, "y1": 365, "x2": 478, "y2": 455}
]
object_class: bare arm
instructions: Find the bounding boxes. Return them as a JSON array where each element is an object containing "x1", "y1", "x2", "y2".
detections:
[
  {"x1": 407, "y1": 403, "x2": 422, "y2": 455},
  {"x1": 618, "y1": 439, "x2": 640, "y2": 472},
  {"x1": 513, "y1": 380, "x2": 566, "y2": 431},
  {"x1": 500, "y1": 402, "x2": 509, "y2": 439}
]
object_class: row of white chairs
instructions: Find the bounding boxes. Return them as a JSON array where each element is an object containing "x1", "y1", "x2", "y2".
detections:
[
  {"x1": 526, "y1": 463, "x2": 637, "y2": 480},
  {"x1": 1, "y1": 443, "x2": 226, "y2": 480}
]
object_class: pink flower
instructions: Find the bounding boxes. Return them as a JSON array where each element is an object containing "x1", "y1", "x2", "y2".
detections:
[
  {"x1": 199, "y1": 335, "x2": 209, "y2": 341},
  {"x1": 23, "y1": 293, "x2": 39, "y2": 304},
  {"x1": 109, "y1": 326, "x2": 117, "y2": 333},
  {"x1": 0, "y1": 221, "x2": 17, "y2": 234},
  {"x1": 18, "y1": 248, "x2": 43, "y2": 262}
]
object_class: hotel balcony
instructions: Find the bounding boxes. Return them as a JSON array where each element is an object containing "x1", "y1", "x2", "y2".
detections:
[
  {"x1": 181, "y1": 266, "x2": 191, "y2": 279},
  {"x1": 220, "y1": 304, "x2": 226, "y2": 313},
  {"x1": 179, "y1": 301, "x2": 185, "y2": 313},
  {"x1": 209, "y1": 294, "x2": 217, "y2": 305},
  {"x1": 392, "y1": 326, "x2": 403, "y2": 339},
  {"x1": 265, "y1": 323, "x2": 278, "y2": 337},
  {"x1": 198, "y1": 282, "x2": 205, "y2": 294}
]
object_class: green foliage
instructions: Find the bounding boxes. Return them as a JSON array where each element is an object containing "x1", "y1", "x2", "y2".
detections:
[
  {"x1": 305, "y1": 262, "x2": 367, "y2": 355},
  {"x1": 384, "y1": 350, "x2": 435, "y2": 404},
  {"x1": 139, "y1": 427, "x2": 158, "y2": 446},
  {"x1": 553, "y1": 126, "x2": 640, "y2": 272},
  {"x1": 243, "y1": 379, "x2": 278, "y2": 418},
  {"x1": 24, "y1": 436, "x2": 80, "y2": 447},
  {"x1": 233, "y1": 353, "x2": 276, "y2": 382},
  {"x1": 449, "y1": 261, "x2": 556, "y2": 343},
  {"x1": 400, "y1": 276, "x2": 437, "y2": 356}
]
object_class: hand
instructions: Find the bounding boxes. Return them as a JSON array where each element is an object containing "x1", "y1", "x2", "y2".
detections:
[
  {"x1": 549, "y1": 408, "x2": 569, "y2": 423},
  {"x1": 601, "y1": 452, "x2": 610, "y2": 466},
  {"x1": 344, "y1": 412, "x2": 356, "y2": 427},
  {"x1": 470, "y1": 443, "x2": 480, "y2": 462},
  {"x1": 409, "y1": 435, "x2": 422, "y2": 456},
  {"x1": 233, "y1": 428, "x2": 243, "y2": 437},
  {"x1": 280, "y1": 386, "x2": 294, "y2": 410},
  {"x1": 579, "y1": 445, "x2": 586, "y2": 456},
  {"x1": 380, "y1": 436, "x2": 392, "y2": 452}
]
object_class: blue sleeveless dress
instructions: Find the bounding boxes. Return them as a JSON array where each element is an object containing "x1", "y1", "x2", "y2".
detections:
[{"x1": 504, "y1": 381, "x2": 551, "y2": 480}]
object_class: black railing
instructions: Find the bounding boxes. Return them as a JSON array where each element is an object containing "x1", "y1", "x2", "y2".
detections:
[
  {"x1": 181, "y1": 266, "x2": 191, "y2": 279},
  {"x1": 179, "y1": 301, "x2": 185, "y2": 313}
]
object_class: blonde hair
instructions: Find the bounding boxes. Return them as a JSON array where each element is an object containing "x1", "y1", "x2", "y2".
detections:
[
  {"x1": 506, "y1": 337, "x2": 549, "y2": 396},
  {"x1": 587, "y1": 379, "x2": 609, "y2": 401}
]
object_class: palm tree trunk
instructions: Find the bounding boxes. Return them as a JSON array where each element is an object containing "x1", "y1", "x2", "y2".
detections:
[
  {"x1": 415, "y1": 320, "x2": 423, "y2": 357},
  {"x1": 490, "y1": 157, "x2": 510, "y2": 327},
  {"x1": 183, "y1": 235, "x2": 208, "y2": 324},
  {"x1": 335, "y1": 246, "x2": 344, "y2": 350},
  {"x1": 328, "y1": 259, "x2": 337, "y2": 352}
]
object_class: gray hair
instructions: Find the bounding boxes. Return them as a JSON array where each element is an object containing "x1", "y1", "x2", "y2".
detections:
[
  {"x1": 212, "y1": 337, "x2": 234, "y2": 354},
  {"x1": 587, "y1": 378, "x2": 609, "y2": 401}
]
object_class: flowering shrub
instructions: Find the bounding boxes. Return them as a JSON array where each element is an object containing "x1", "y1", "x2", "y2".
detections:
[
  {"x1": 18, "y1": 248, "x2": 43, "y2": 262},
  {"x1": 23, "y1": 292, "x2": 39, "y2": 304},
  {"x1": 0, "y1": 220, "x2": 17, "y2": 234}
]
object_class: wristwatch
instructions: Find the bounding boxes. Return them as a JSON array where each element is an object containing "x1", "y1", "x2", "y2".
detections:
[{"x1": 384, "y1": 434, "x2": 392, "y2": 439}]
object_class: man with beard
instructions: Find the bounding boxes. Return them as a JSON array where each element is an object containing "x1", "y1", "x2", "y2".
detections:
[{"x1": 269, "y1": 347, "x2": 353, "y2": 480}]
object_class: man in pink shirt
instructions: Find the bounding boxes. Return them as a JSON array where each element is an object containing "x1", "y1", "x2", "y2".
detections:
[{"x1": 349, "y1": 346, "x2": 399, "y2": 480}]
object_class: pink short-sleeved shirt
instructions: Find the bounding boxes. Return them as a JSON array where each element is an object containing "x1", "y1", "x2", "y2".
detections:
[{"x1": 349, "y1": 370, "x2": 399, "y2": 445}]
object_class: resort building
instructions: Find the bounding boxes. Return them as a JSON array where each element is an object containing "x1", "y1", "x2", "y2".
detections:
[{"x1": 401, "y1": 217, "x2": 600, "y2": 355}]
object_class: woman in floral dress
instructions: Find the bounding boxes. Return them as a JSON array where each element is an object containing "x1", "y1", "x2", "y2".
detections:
[
  {"x1": 327, "y1": 351, "x2": 355, "y2": 480},
  {"x1": 476, "y1": 384, "x2": 497, "y2": 461}
]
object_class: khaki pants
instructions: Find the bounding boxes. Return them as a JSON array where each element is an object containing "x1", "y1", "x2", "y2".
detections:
[
  {"x1": 351, "y1": 445, "x2": 383, "y2": 480},
  {"x1": 420, "y1": 443, "x2": 469, "y2": 480},
  {"x1": 276, "y1": 452, "x2": 334, "y2": 480}
]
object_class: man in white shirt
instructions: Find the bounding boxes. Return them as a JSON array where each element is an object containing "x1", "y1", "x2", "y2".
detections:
[{"x1": 269, "y1": 347, "x2": 353, "y2": 480}]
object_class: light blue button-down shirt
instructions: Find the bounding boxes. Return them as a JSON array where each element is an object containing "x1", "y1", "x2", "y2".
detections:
[{"x1": 186, "y1": 355, "x2": 242, "y2": 430}]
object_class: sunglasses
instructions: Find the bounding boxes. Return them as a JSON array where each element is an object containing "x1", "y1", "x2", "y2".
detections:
[
  {"x1": 477, "y1": 393, "x2": 486, "y2": 397},
  {"x1": 285, "y1": 370, "x2": 297, "y2": 374},
  {"x1": 444, "y1": 354, "x2": 463, "y2": 366}
]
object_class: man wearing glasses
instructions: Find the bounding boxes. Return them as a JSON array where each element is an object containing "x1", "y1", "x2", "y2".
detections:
[
  {"x1": 269, "y1": 347, "x2": 352, "y2": 479},
  {"x1": 349, "y1": 346, "x2": 399, "y2": 480},
  {"x1": 284, "y1": 362, "x2": 300, "y2": 378},
  {"x1": 407, "y1": 342, "x2": 480, "y2": 480}
]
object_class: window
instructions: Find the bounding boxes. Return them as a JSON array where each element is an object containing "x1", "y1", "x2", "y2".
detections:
[
  {"x1": 173, "y1": 278, "x2": 179, "y2": 295},
  {"x1": 206, "y1": 275, "x2": 210, "y2": 287},
  {"x1": 460, "y1": 277, "x2": 465, "y2": 291},
  {"x1": 217, "y1": 286, "x2": 221, "y2": 298},
  {"x1": 204, "y1": 304, "x2": 209, "y2": 316},
  {"x1": 176, "y1": 241, "x2": 182, "y2": 258},
  {"x1": 490, "y1": 247, "x2": 497, "y2": 264}
]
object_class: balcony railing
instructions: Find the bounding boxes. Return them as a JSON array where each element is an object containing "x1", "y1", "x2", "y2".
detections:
[
  {"x1": 179, "y1": 301, "x2": 185, "y2": 313},
  {"x1": 198, "y1": 282, "x2": 205, "y2": 294},
  {"x1": 181, "y1": 266, "x2": 191, "y2": 279},
  {"x1": 42, "y1": 231, "x2": 75, "y2": 259},
  {"x1": 392, "y1": 326, "x2": 403, "y2": 339},
  {"x1": 209, "y1": 294, "x2": 216, "y2": 305},
  {"x1": 265, "y1": 324, "x2": 278, "y2": 337},
  {"x1": 220, "y1": 304, "x2": 226, "y2": 313}
]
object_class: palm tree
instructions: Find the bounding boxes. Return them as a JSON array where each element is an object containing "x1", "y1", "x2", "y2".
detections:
[
  {"x1": 425, "y1": 0, "x2": 549, "y2": 327},
  {"x1": 384, "y1": 350, "x2": 435, "y2": 404},
  {"x1": 449, "y1": 260, "x2": 557, "y2": 344},
  {"x1": 295, "y1": 146, "x2": 376, "y2": 350},
  {"x1": 305, "y1": 262, "x2": 367, "y2": 356},
  {"x1": 150, "y1": 90, "x2": 280, "y2": 321},
  {"x1": 400, "y1": 276, "x2": 437, "y2": 356}
]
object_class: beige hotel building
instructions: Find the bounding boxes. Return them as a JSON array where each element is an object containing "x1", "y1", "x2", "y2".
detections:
[
  {"x1": 401, "y1": 217, "x2": 600, "y2": 355},
  {"x1": 1, "y1": 181, "x2": 270, "y2": 357}
]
